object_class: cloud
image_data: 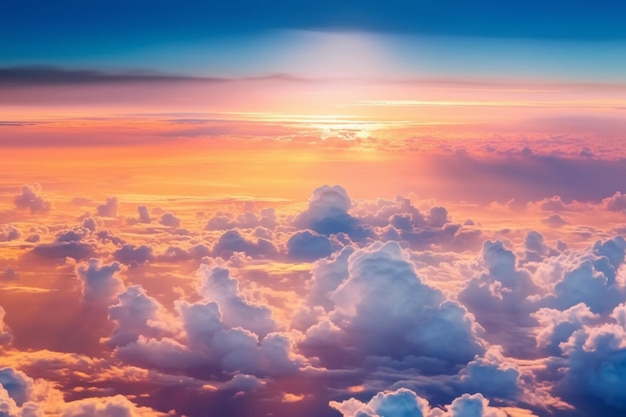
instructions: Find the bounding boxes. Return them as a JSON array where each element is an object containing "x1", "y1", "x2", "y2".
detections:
[
  {"x1": 205, "y1": 208, "x2": 277, "y2": 231},
  {"x1": 358, "y1": 196, "x2": 425, "y2": 228},
  {"x1": 204, "y1": 213, "x2": 236, "y2": 231},
  {"x1": 294, "y1": 185, "x2": 373, "y2": 240},
  {"x1": 0, "y1": 226, "x2": 21, "y2": 242},
  {"x1": 212, "y1": 230, "x2": 277, "y2": 259},
  {"x1": 532, "y1": 303, "x2": 599, "y2": 355},
  {"x1": 106, "y1": 262, "x2": 304, "y2": 380},
  {"x1": 286, "y1": 230, "x2": 333, "y2": 262},
  {"x1": 31, "y1": 228, "x2": 94, "y2": 260},
  {"x1": 329, "y1": 388, "x2": 516, "y2": 417},
  {"x1": 0, "y1": 307, "x2": 12, "y2": 346},
  {"x1": 97, "y1": 197, "x2": 119, "y2": 217},
  {"x1": 156, "y1": 244, "x2": 211, "y2": 263},
  {"x1": 235, "y1": 208, "x2": 278, "y2": 229},
  {"x1": 117, "y1": 304, "x2": 302, "y2": 378},
  {"x1": 521, "y1": 231, "x2": 560, "y2": 264},
  {"x1": 594, "y1": 236, "x2": 626, "y2": 272},
  {"x1": 105, "y1": 285, "x2": 173, "y2": 347},
  {"x1": 557, "y1": 303, "x2": 626, "y2": 411},
  {"x1": 528, "y1": 195, "x2": 581, "y2": 212},
  {"x1": 60, "y1": 394, "x2": 168, "y2": 417},
  {"x1": 437, "y1": 393, "x2": 508, "y2": 417},
  {"x1": 137, "y1": 206, "x2": 152, "y2": 223},
  {"x1": 32, "y1": 241, "x2": 93, "y2": 260},
  {"x1": 57, "y1": 228, "x2": 90, "y2": 243},
  {"x1": 0, "y1": 66, "x2": 232, "y2": 86},
  {"x1": 551, "y1": 260, "x2": 621, "y2": 313},
  {"x1": 603, "y1": 192, "x2": 626, "y2": 212},
  {"x1": 302, "y1": 241, "x2": 485, "y2": 369},
  {"x1": 0, "y1": 363, "x2": 167, "y2": 416},
  {"x1": 525, "y1": 231, "x2": 551, "y2": 255},
  {"x1": 297, "y1": 245, "x2": 355, "y2": 318},
  {"x1": 357, "y1": 196, "x2": 481, "y2": 251},
  {"x1": 0, "y1": 368, "x2": 43, "y2": 417},
  {"x1": 220, "y1": 374, "x2": 265, "y2": 392},
  {"x1": 540, "y1": 239, "x2": 626, "y2": 314},
  {"x1": 76, "y1": 259, "x2": 124, "y2": 303},
  {"x1": 458, "y1": 346, "x2": 523, "y2": 400},
  {"x1": 330, "y1": 388, "x2": 430, "y2": 417},
  {"x1": 96, "y1": 230, "x2": 126, "y2": 246},
  {"x1": 541, "y1": 214, "x2": 569, "y2": 228},
  {"x1": 82, "y1": 217, "x2": 97, "y2": 232},
  {"x1": 13, "y1": 184, "x2": 51, "y2": 213},
  {"x1": 197, "y1": 262, "x2": 275, "y2": 337},
  {"x1": 114, "y1": 244, "x2": 153, "y2": 266},
  {"x1": 424, "y1": 152, "x2": 626, "y2": 205},
  {"x1": 10, "y1": 184, "x2": 626, "y2": 416},
  {"x1": 159, "y1": 213, "x2": 181, "y2": 228},
  {"x1": 459, "y1": 241, "x2": 539, "y2": 353},
  {"x1": 0, "y1": 368, "x2": 34, "y2": 406}
]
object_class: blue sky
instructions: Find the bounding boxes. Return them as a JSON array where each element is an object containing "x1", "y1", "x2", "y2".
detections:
[
  {"x1": 5, "y1": 0, "x2": 626, "y2": 42},
  {"x1": 3, "y1": 0, "x2": 626, "y2": 80}
]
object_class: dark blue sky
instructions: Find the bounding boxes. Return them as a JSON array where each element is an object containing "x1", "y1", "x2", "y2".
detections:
[
  {"x1": 3, "y1": 0, "x2": 626, "y2": 80},
  {"x1": 3, "y1": 0, "x2": 626, "y2": 51}
]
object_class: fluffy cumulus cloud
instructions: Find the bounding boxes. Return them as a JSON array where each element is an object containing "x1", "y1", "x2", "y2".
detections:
[
  {"x1": 105, "y1": 285, "x2": 173, "y2": 347},
  {"x1": 0, "y1": 307, "x2": 12, "y2": 345},
  {"x1": 96, "y1": 197, "x2": 119, "y2": 217},
  {"x1": 532, "y1": 303, "x2": 599, "y2": 355},
  {"x1": 205, "y1": 207, "x2": 277, "y2": 231},
  {"x1": 294, "y1": 185, "x2": 372, "y2": 240},
  {"x1": 298, "y1": 244, "x2": 355, "y2": 315},
  {"x1": 286, "y1": 230, "x2": 333, "y2": 261},
  {"x1": 0, "y1": 226, "x2": 21, "y2": 242},
  {"x1": 542, "y1": 214, "x2": 569, "y2": 228},
  {"x1": 0, "y1": 368, "x2": 43, "y2": 417},
  {"x1": 204, "y1": 213, "x2": 236, "y2": 231},
  {"x1": 159, "y1": 213, "x2": 181, "y2": 228},
  {"x1": 0, "y1": 366, "x2": 166, "y2": 417},
  {"x1": 330, "y1": 388, "x2": 430, "y2": 417},
  {"x1": 552, "y1": 302, "x2": 626, "y2": 412},
  {"x1": 167, "y1": 300, "x2": 303, "y2": 377},
  {"x1": 82, "y1": 216, "x2": 97, "y2": 232},
  {"x1": 109, "y1": 262, "x2": 304, "y2": 380},
  {"x1": 330, "y1": 388, "x2": 517, "y2": 417},
  {"x1": 457, "y1": 346, "x2": 524, "y2": 400},
  {"x1": 455, "y1": 236, "x2": 626, "y2": 354},
  {"x1": 522, "y1": 231, "x2": 560, "y2": 264},
  {"x1": 358, "y1": 196, "x2": 481, "y2": 251},
  {"x1": 156, "y1": 244, "x2": 211, "y2": 263},
  {"x1": 60, "y1": 394, "x2": 167, "y2": 417},
  {"x1": 137, "y1": 205, "x2": 151, "y2": 223},
  {"x1": 212, "y1": 230, "x2": 277, "y2": 259},
  {"x1": 13, "y1": 184, "x2": 51, "y2": 213},
  {"x1": 197, "y1": 262, "x2": 276, "y2": 337},
  {"x1": 0, "y1": 368, "x2": 35, "y2": 407},
  {"x1": 458, "y1": 241, "x2": 539, "y2": 351},
  {"x1": 538, "y1": 237, "x2": 626, "y2": 314},
  {"x1": 114, "y1": 244, "x2": 153, "y2": 265},
  {"x1": 10, "y1": 183, "x2": 626, "y2": 416},
  {"x1": 603, "y1": 191, "x2": 626, "y2": 212},
  {"x1": 115, "y1": 307, "x2": 303, "y2": 379},
  {"x1": 32, "y1": 227, "x2": 94, "y2": 260},
  {"x1": 76, "y1": 259, "x2": 124, "y2": 303},
  {"x1": 301, "y1": 241, "x2": 484, "y2": 369}
]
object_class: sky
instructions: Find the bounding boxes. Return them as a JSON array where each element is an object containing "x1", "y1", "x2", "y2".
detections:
[{"x1": 2, "y1": 2, "x2": 626, "y2": 417}]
